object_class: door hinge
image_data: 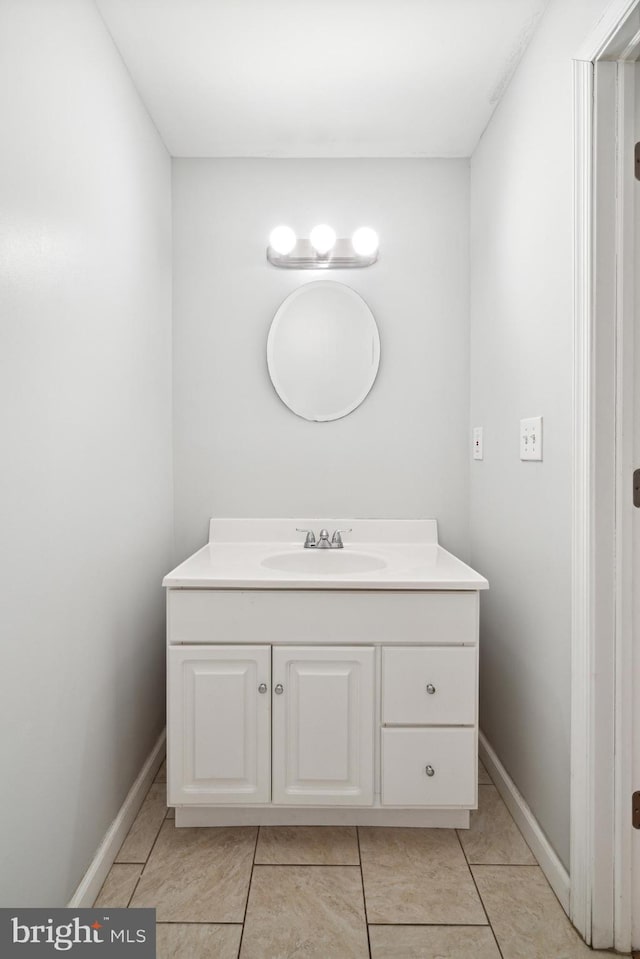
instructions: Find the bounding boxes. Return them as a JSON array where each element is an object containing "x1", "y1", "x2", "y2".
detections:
[
  {"x1": 635, "y1": 142, "x2": 640, "y2": 180},
  {"x1": 633, "y1": 791, "x2": 640, "y2": 829},
  {"x1": 634, "y1": 469, "x2": 640, "y2": 507}
]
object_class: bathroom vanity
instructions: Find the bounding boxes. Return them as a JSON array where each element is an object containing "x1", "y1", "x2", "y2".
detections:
[{"x1": 163, "y1": 519, "x2": 488, "y2": 828}]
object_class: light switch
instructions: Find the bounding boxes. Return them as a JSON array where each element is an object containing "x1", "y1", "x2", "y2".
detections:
[
  {"x1": 520, "y1": 416, "x2": 542, "y2": 461},
  {"x1": 473, "y1": 427, "x2": 483, "y2": 460}
]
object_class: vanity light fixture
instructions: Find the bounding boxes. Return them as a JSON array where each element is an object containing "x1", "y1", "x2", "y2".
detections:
[{"x1": 267, "y1": 223, "x2": 379, "y2": 269}]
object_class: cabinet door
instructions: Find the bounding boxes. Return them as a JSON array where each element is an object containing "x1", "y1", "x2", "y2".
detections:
[
  {"x1": 168, "y1": 645, "x2": 270, "y2": 804},
  {"x1": 272, "y1": 646, "x2": 374, "y2": 805}
]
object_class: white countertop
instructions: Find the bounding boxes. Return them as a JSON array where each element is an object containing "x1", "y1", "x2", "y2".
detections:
[{"x1": 163, "y1": 519, "x2": 489, "y2": 591}]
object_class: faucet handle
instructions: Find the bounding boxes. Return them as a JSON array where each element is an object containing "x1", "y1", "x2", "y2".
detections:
[
  {"x1": 331, "y1": 528, "x2": 352, "y2": 548},
  {"x1": 296, "y1": 528, "x2": 316, "y2": 548}
]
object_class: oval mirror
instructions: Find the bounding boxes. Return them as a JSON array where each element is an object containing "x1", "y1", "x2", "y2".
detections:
[{"x1": 267, "y1": 281, "x2": 380, "y2": 422}]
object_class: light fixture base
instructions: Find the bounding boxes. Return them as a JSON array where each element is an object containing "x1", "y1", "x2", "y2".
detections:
[{"x1": 267, "y1": 238, "x2": 378, "y2": 269}]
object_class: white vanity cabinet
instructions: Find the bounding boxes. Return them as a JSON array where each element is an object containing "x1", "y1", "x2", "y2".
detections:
[
  {"x1": 164, "y1": 518, "x2": 488, "y2": 829},
  {"x1": 166, "y1": 588, "x2": 480, "y2": 828}
]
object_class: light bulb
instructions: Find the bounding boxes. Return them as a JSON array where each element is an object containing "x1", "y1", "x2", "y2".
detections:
[
  {"x1": 269, "y1": 225, "x2": 297, "y2": 255},
  {"x1": 310, "y1": 224, "x2": 336, "y2": 256},
  {"x1": 352, "y1": 227, "x2": 379, "y2": 257}
]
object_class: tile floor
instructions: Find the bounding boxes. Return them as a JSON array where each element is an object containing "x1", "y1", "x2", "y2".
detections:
[{"x1": 94, "y1": 758, "x2": 616, "y2": 958}]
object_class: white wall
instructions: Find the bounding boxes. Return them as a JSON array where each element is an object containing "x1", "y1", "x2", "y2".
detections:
[
  {"x1": 172, "y1": 159, "x2": 470, "y2": 560},
  {"x1": 469, "y1": 0, "x2": 611, "y2": 870},
  {"x1": 0, "y1": 0, "x2": 173, "y2": 905}
]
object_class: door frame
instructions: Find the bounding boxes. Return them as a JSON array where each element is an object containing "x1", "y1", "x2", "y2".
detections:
[{"x1": 572, "y1": 0, "x2": 640, "y2": 951}]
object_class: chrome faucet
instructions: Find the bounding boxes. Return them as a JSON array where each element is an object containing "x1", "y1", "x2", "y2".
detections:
[{"x1": 296, "y1": 527, "x2": 352, "y2": 548}]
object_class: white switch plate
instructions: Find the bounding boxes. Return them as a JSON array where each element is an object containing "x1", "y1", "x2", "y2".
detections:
[
  {"x1": 473, "y1": 427, "x2": 483, "y2": 460},
  {"x1": 520, "y1": 416, "x2": 542, "y2": 460}
]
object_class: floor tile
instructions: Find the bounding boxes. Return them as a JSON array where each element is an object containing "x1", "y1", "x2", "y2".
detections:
[
  {"x1": 472, "y1": 865, "x2": 613, "y2": 958},
  {"x1": 240, "y1": 865, "x2": 369, "y2": 959},
  {"x1": 478, "y1": 759, "x2": 492, "y2": 784},
  {"x1": 458, "y1": 785, "x2": 536, "y2": 864},
  {"x1": 359, "y1": 827, "x2": 486, "y2": 925},
  {"x1": 369, "y1": 924, "x2": 501, "y2": 959},
  {"x1": 130, "y1": 822, "x2": 256, "y2": 921},
  {"x1": 156, "y1": 923, "x2": 241, "y2": 959},
  {"x1": 115, "y1": 783, "x2": 168, "y2": 864},
  {"x1": 255, "y1": 826, "x2": 359, "y2": 865},
  {"x1": 155, "y1": 758, "x2": 167, "y2": 783},
  {"x1": 166, "y1": 807, "x2": 175, "y2": 819},
  {"x1": 93, "y1": 864, "x2": 141, "y2": 907}
]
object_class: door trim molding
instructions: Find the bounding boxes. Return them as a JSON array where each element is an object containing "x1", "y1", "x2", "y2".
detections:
[
  {"x1": 613, "y1": 58, "x2": 637, "y2": 954},
  {"x1": 575, "y1": 0, "x2": 640, "y2": 61},
  {"x1": 571, "y1": 57, "x2": 595, "y2": 943},
  {"x1": 572, "y1": 1, "x2": 640, "y2": 950}
]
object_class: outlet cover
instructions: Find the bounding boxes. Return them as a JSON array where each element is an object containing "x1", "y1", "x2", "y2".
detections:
[
  {"x1": 473, "y1": 427, "x2": 483, "y2": 460},
  {"x1": 520, "y1": 416, "x2": 542, "y2": 461}
]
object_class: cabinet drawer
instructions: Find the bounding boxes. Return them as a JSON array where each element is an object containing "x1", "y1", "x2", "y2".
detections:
[
  {"x1": 382, "y1": 728, "x2": 476, "y2": 807},
  {"x1": 382, "y1": 646, "x2": 476, "y2": 725}
]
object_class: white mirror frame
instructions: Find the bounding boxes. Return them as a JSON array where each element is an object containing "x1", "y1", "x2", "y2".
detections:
[{"x1": 266, "y1": 281, "x2": 381, "y2": 422}]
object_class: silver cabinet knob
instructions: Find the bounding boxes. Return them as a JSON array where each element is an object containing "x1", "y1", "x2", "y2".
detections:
[
  {"x1": 426, "y1": 684, "x2": 436, "y2": 695},
  {"x1": 274, "y1": 683, "x2": 284, "y2": 695},
  {"x1": 425, "y1": 764, "x2": 435, "y2": 777},
  {"x1": 258, "y1": 683, "x2": 268, "y2": 694}
]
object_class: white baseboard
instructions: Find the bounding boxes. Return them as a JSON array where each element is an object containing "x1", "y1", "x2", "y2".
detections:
[
  {"x1": 67, "y1": 730, "x2": 166, "y2": 908},
  {"x1": 175, "y1": 806, "x2": 469, "y2": 828},
  {"x1": 479, "y1": 731, "x2": 570, "y2": 914}
]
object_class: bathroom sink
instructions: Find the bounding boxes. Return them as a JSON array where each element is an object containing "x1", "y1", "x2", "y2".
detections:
[{"x1": 261, "y1": 550, "x2": 387, "y2": 575}]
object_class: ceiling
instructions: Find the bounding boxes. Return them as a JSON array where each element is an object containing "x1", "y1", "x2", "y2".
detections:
[{"x1": 96, "y1": 0, "x2": 549, "y2": 158}]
